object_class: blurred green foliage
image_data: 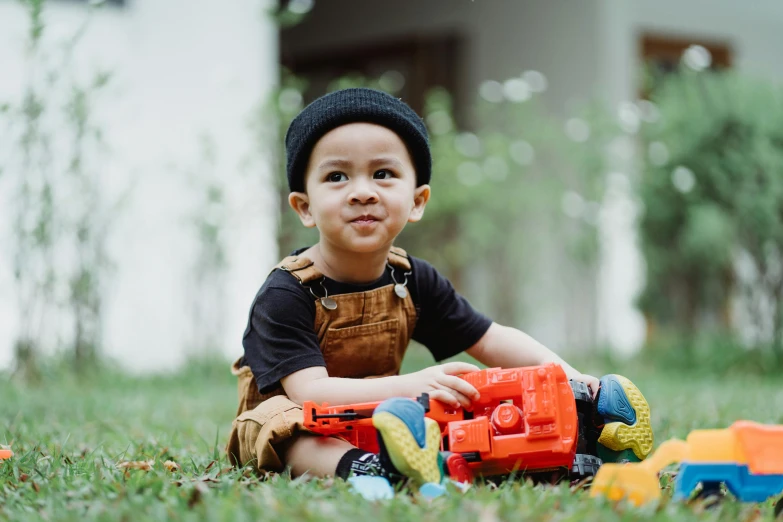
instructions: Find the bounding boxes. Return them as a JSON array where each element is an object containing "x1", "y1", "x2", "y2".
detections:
[{"x1": 638, "y1": 68, "x2": 783, "y2": 367}]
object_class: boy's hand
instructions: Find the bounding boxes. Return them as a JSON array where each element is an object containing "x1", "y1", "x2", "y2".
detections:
[
  {"x1": 400, "y1": 362, "x2": 481, "y2": 409},
  {"x1": 566, "y1": 368, "x2": 600, "y2": 399}
]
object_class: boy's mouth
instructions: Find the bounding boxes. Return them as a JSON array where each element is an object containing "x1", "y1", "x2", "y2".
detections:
[{"x1": 351, "y1": 214, "x2": 380, "y2": 224}]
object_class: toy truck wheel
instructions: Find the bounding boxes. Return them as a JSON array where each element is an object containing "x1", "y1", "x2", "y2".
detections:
[
  {"x1": 694, "y1": 482, "x2": 722, "y2": 499},
  {"x1": 526, "y1": 467, "x2": 569, "y2": 486},
  {"x1": 570, "y1": 454, "x2": 602, "y2": 482},
  {"x1": 571, "y1": 380, "x2": 599, "y2": 456},
  {"x1": 692, "y1": 482, "x2": 724, "y2": 509},
  {"x1": 774, "y1": 496, "x2": 783, "y2": 519}
]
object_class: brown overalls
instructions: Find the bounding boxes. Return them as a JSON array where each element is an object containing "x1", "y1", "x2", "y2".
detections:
[{"x1": 226, "y1": 247, "x2": 417, "y2": 473}]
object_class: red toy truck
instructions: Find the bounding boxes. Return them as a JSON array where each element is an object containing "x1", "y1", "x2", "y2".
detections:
[{"x1": 304, "y1": 363, "x2": 600, "y2": 481}]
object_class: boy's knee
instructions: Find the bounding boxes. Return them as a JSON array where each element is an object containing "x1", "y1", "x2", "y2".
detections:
[{"x1": 226, "y1": 395, "x2": 308, "y2": 473}]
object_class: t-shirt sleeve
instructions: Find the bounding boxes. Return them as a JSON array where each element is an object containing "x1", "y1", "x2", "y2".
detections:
[
  {"x1": 242, "y1": 276, "x2": 325, "y2": 393},
  {"x1": 410, "y1": 257, "x2": 493, "y2": 361}
]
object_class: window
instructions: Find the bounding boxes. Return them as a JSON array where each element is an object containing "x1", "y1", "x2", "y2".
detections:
[
  {"x1": 641, "y1": 33, "x2": 731, "y2": 72},
  {"x1": 639, "y1": 33, "x2": 732, "y2": 96},
  {"x1": 280, "y1": 33, "x2": 465, "y2": 125}
]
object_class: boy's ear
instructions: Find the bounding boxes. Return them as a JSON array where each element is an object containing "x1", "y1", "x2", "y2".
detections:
[
  {"x1": 408, "y1": 184, "x2": 431, "y2": 223},
  {"x1": 288, "y1": 192, "x2": 316, "y2": 228}
]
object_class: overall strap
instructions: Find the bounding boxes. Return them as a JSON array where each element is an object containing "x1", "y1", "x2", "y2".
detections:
[
  {"x1": 274, "y1": 246, "x2": 411, "y2": 284},
  {"x1": 388, "y1": 246, "x2": 412, "y2": 271},
  {"x1": 273, "y1": 256, "x2": 323, "y2": 284}
]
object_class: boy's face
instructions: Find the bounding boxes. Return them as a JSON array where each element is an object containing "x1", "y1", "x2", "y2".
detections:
[{"x1": 289, "y1": 122, "x2": 430, "y2": 254}]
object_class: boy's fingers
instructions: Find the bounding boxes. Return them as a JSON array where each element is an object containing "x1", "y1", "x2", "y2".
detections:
[
  {"x1": 449, "y1": 390, "x2": 472, "y2": 409},
  {"x1": 428, "y1": 389, "x2": 460, "y2": 408},
  {"x1": 439, "y1": 362, "x2": 480, "y2": 376},
  {"x1": 433, "y1": 384, "x2": 472, "y2": 409},
  {"x1": 584, "y1": 375, "x2": 600, "y2": 398},
  {"x1": 438, "y1": 374, "x2": 480, "y2": 401}
]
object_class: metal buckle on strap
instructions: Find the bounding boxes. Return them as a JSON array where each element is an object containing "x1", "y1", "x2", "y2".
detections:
[
  {"x1": 388, "y1": 263, "x2": 412, "y2": 299},
  {"x1": 309, "y1": 277, "x2": 337, "y2": 310}
]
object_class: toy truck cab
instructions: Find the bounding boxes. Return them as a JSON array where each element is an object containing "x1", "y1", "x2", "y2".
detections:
[{"x1": 425, "y1": 365, "x2": 578, "y2": 477}]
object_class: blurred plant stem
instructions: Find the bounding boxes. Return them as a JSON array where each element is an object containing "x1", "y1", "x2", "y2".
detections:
[
  {"x1": 64, "y1": 71, "x2": 114, "y2": 372},
  {"x1": 4, "y1": 0, "x2": 116, "y2": 377},
  {"x1": 11, "y1": 0, "x2": 53, "y2": 381},
  {"x1": 184, "y1": 134, "x2": 228, "y2": 356}
]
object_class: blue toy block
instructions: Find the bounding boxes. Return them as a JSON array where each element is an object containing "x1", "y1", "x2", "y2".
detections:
[{"x1": 674, "y1": 463, "x2": 783, "y2": 503}]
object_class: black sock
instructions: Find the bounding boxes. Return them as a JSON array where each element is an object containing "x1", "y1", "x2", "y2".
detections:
[{"x1": 335, "y1": 448, "x2": 385, "y2": 480}]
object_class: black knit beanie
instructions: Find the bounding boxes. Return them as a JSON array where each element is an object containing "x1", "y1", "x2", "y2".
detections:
[{"x1": 284, "y1": 88, "x2": 431, "y2": 193}]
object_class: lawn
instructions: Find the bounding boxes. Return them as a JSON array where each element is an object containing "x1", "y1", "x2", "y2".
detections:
[{"x1": 1, "y1": 346, "x2": 782, "y2": 521}]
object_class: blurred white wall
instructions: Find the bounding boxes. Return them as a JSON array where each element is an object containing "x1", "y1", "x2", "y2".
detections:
[
  {"x1": 0, "y1": 0, "x2": 279, "y2": 372},
  {"x1": 282, "y1": 0, "x2": 783, "y2": 356}
]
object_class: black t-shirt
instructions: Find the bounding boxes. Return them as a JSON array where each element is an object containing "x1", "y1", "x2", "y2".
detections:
[{"x1": 241, "y1": 250, "x2": 492, "y2": 393}]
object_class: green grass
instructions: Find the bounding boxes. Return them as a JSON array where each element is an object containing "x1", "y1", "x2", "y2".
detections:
[{"x1": 1, "y1": 347, "x2": 782, "y2": 521}]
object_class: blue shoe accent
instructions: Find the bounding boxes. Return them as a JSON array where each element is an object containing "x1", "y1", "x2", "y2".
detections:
[
  {"x1": 374, "y1": 398, "x2": 427, "y2": 449},
  {"x1": 419, "y1": 482, "x2": 448, "y2": 498},
  {"x1": 347, "y1": 476, "x2": 395, "y2": 500},
  {"x1": 597, "y1": 374, "x2": 637, "y2": 425}
]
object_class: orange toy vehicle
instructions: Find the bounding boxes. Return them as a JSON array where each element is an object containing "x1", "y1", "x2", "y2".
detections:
[{"x1": 304, "y1": 363, "x2": 607, "y2": 481}]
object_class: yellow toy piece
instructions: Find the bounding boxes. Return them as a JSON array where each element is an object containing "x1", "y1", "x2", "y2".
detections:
[
  {"x1": 687, "y1": 428, "x2": 745, "y2": 463},
  {"x1": 0, "y1": 447, "x2": 13, "y2": 460},
  {"x1": 591, "y1": 439, "x2": 689, "y2": 506}
]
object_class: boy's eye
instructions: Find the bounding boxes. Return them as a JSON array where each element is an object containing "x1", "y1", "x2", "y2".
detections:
[
  {"x1": 374, "y1": 169, "x2": 394, "y2": 180},
  {"x1": 327, "y1": 172, "x2": 347, "y2": 182}
]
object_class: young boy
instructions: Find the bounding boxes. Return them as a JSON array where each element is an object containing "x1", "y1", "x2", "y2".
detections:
[{"x1": 226, "y1": 88, "x2": 652, "y2": 486}]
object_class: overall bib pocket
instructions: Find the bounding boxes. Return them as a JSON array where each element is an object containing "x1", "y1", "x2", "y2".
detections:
[{"x1": 322, "y1": 318, "x2": 400, "y2": 378}]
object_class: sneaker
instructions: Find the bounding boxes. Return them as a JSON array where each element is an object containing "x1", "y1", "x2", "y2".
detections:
[
  {"x1": 372, "y1": 397, "x2": 443, "y2": 487},
  {"x1": 594, "y1": 374, "x2": 654, "y2": 463}
]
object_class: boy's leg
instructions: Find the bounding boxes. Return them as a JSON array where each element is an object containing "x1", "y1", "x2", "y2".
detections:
[
  {"x1": 283, "y1": 435, "x2": 361, "y2": 478},
  {"x1": 230, "y1": 395, "x2": 384, "y2": 479},
  {"x1": 285, "y1": 435, "x2": 401, "y2": 482}
]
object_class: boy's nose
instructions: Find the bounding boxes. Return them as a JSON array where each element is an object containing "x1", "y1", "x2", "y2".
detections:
[{"x1": 348, "y1": 179, "x2": 379, "y2": 204}]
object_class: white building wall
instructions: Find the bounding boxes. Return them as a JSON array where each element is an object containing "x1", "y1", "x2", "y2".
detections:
[{"x1": 0, "y1": 0, "x2": 279, "y2": 371}]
